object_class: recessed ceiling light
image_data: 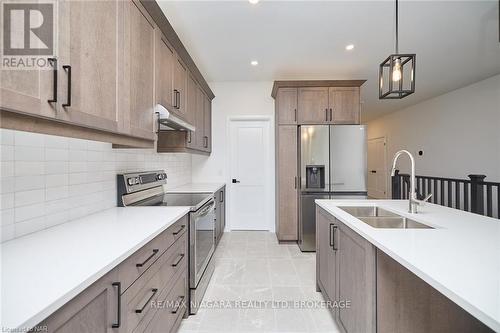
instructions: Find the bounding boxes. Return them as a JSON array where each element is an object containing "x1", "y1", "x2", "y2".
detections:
[
  {"x1": 345, "y1": 44, "x2": 355, "y2": 51},
  {"x1": 251, "y1": 60, "x2": 259, "y2": 66},
  {"x1": 249, "y1": 0, "x2": 259, "y2": 4}
]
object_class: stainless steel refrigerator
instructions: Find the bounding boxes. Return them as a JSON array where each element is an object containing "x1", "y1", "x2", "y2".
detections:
[{"x1": 298, "y1": 125, "x2": 367, "y2": 252}]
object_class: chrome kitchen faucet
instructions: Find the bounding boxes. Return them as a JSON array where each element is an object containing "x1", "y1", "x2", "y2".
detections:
[{"x1": 390, "y1": 150, "x2": 432, "y2": 213}]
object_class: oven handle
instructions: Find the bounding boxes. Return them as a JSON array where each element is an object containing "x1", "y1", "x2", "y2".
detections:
[{"x1": 195, "y1": 200, "x2": 215, "y2": 218}]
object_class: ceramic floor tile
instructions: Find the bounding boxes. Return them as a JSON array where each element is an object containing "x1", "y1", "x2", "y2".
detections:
[{"x1": 179, "y1": 231, "x2": 340, "y2": 333}]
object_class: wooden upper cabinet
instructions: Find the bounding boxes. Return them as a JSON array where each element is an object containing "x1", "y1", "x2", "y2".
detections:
[
  {"x1": 56, "y1": 0, "x2": 123, "y2": 133},
  {"x1": 298, "y1": 87, "x2": 329, "y2": 124},
  {"x1": 0, "y1": 64, "x2": 57, "y2": 119},
  {"x1": 185, "y1": 73, "x2": 198, "y2": 149},
  {"x1": 329, "y1": 87, "x2": 360, "y2": 124},
  {"x1": 124, "y1": 0, "x2": 155, "y2": 140},
  {"x1": 203, "y1": 95, "x2": 212, "y2": 152},
  {"x1": 195, "y1": 86, "x2": 205, "y2": 149},
  {"x1": 156, "y1": 33, "x2": 175, "y2": 112},
  {"x1": 276, "y1": 88, "x2": 298, "y2": 125},
  {"x1": 173, "y1": 58, "x2": 188, "y2": 119}
]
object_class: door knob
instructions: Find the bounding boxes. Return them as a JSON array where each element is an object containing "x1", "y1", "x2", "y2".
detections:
[{"x1": 232, "y1": 179, "x2": 240, "y2": 184}]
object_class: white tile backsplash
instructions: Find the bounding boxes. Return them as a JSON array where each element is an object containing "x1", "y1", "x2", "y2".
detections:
[{"x1": 0, "y1": 129, "x2": 192, "y2": 242}]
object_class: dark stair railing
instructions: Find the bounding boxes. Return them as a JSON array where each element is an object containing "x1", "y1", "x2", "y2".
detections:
[{"x1": 392, "y1": 170, "x2": 500, "y2": 219}]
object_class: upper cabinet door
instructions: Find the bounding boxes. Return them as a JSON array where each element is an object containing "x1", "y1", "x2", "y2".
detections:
[
  {"x1": 195, "y1": 86, "x2": 205, "y2": 149},
  {"x1": 276, "y1": 88, "x2": 298, "y2": 125},
  {"x1": 329, "y1": 87, "x2": 360, "y2": 124},
  {"x1": 173, "y1": 58, "x2": 187, "y2": 119},
  {"x1": 57, "y1": 0, "x2": 123, "y2": 133},
  {"x1": 156, "y1": 32, "x2": 175, "y2": 111},
  {"x1": 203, "y1": 95, "x2": 212, "y2": 152},
  {"x1": 298, "y1": 87, "x2": 329, "y2": 124},
  {"x1": 124, "y1": 0, "x2": 155, "y2": 140},
  {"x1": 0, "y1": 66, "x2": 57, "y2": 119},
  {"x1": 185, "y1": 73, "x2": 197, "y2": 149}
]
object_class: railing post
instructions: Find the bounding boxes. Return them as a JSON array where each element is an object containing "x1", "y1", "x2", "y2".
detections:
[
  {"x1": 392, "y1": 169, "x2": 401, "y2": 199},
  {"x1": 469, "y1": 174, "x2": 486, "y2": 215}
]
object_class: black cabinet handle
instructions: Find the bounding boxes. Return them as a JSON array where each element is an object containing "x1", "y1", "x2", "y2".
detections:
[
  {"x1": 171, "y1": 296, "x2": 185, "y2": 314},
  {"x1": 135, "y1": 288, "x2": 158, "y2": 314},
  {"x1": 294, "y1": 177, "x2": 297, "y2": 189},
  {"x1": 136, "y1": 249, "x2": 159, "y2": 267},
  {"x1": 173, "y1": 89, "x2": 178, "y2": 108},
  {"x1": 172, "y1": 224, "x2": 185, "y2": 236},
  {"x1": 203, "y1": 136, "x2": 208, "y2": 148},
  {"x1": 294, "y1": 108, "x2": 297, "y2": 122},
  {"x1": 62, "y1": 65, "x2": 71, "y2": 107},
  {"x1": 47, "y1": 58, "x2": 57, "y2": 103},
  {"x1": 232, "y1": 179, "x2": 240, "y2": 184},
  {"x1": 329, "y1": 223, "x2": 334, "y2": 247},
  {"x1": 171, "y1": 253, "x2": 185, "y2": 267},
  {"x1": 325, "y1": 108, "x2": 328, "y2": 121},
  {"x1": 332, "y1": 225, "x2": 338, "y2": 251},
  {"x1": 329, "y1": 108, "x2": 333, "y2": 121},
  {"x1": 371, "y1": 170, "x2": 377, "y2": 174},
  {"x1": 112, "y1": 282, "x2": 121, "y2": 328}
]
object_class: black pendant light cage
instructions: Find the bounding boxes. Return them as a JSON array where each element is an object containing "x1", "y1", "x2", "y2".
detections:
[
  {"x1": 379, "y1": 0, "x2": 416, "y2": 99},
  {"x1": 379, "y1": 54, "x2": 416, "y2": 99}
]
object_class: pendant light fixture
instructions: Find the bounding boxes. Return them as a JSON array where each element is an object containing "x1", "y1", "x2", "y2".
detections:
[{"x1": 379, "y1": 0, "x2": 416, "y2": 99}]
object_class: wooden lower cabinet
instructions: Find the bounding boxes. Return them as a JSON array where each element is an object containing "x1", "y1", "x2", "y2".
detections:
[
  {"x1": 317, "y1": 210, "x2": 493, "y2": 333},
  {"x1": 336, "y1": 222, "x2": 376, "y2": 333},
  {"x1": 38, "y1": 216, "x2": 188, "y2": 333},
  {"x1": 215, "y1": 186, "x2": 226, "y2": 245},
  {"x1": 377, "y1": 251, "x2": 493, "y2": 333},
  {"x1": 276, "y1": 126, "x2": 298, "y2": 241}
]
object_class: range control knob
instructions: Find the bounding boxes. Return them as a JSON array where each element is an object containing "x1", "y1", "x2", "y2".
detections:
[
  {"x1": 127, "y1": 178, "x2": 135, "y2": 186},
  {"x1": 135, "y1": 177, "x2": 140, "y2": 185}
]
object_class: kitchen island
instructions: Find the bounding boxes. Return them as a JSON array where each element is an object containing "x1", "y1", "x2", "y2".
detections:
[{"x1": 316, "y1": 199, "x2": 500, "y2": 332}]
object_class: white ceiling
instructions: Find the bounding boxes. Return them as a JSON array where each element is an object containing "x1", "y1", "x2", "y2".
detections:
[{"x1": 158, "y1": 1, "x2": 500, "y2": 121}]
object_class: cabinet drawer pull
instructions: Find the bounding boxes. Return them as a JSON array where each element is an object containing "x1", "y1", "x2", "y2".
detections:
[
  {"x1": 171, "y1": 296, "x2": 185, "y2": 314},
  {"x1": 332, "y1": 224, "x2": 338, "y2": 251},
  {"x1": 329, "y1": 108, "x2": 333, "y2": 121},
  {"x1": 187, "y1": 131, "x2": 192, "y2": 143},
  {"x1": 135, "y1": 288, "x2": 158, "y2": 314},
  {"x1": 172, "y1": 224, "x2": 185, "y2": 235},
  {"x1": 294, "y1": 108, "x2": 297, "y2": 122},
  {"x1": 325, "y1": 108, "x2": 328, "y2": 121},
  {"x1": 220, "y1": 190, "x2": 224, "y2": 203},
  {"x1": 62, "y1": 65, "x2": 71, "y2": 107},
  {"x1": 294, "y1": 176, "x2": 297, "y2": 189},
  {"x1": 171, "y1": 253, "x2": 185, "y2": 267},
  {"x1": 112, "y1": 282, "x2": 121, "y2": 328},
  {"x1": 47, "y1": 58, "x2": 57, "y2": 103},
  {"x1": 136, "y1": 249, "x2": 159, "y2": 267}
]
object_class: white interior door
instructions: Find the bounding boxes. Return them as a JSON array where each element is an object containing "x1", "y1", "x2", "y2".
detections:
[
  {"x1": 228, "y1": 118, "x2": 272, "y2": 230},
  {"x1": 367, "y1": 137, "x2": 388, "y2": 198}
]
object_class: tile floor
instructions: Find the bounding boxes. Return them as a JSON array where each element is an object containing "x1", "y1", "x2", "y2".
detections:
[{"x1": 178, "y1": 231, "x2": 340, "y2": 333}]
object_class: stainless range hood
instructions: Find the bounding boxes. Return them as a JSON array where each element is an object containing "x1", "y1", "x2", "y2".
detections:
[{"x1": 155, "y1": 104, "x2": 195, "y2": 132}]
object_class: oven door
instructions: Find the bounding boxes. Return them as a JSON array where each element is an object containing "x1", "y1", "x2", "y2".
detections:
[{"x1": 190, "y1": 198, "x2": 216, "y2": 288}]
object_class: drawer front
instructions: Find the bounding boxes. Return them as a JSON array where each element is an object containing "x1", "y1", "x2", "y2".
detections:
[
  {"x1": 124, "y1": 234, "x2": 187, "y2": 332},
  {"x1": 144, "y1": 269, "x2": 188, "y2": 333},
  {"x1": 119, "y1": 215, "x2": 188, "y2": 291}
]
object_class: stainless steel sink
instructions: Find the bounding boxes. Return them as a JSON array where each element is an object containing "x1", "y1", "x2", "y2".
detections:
[
  {"x1": 357, "y1": 217, "x2": 433, "y2": 229},
  {"x1": 339, "y1": 206, "x2": 400, "y2": 218},
  {"x1": 338, "y1": 206, "x2": 434, "y2": 229}
]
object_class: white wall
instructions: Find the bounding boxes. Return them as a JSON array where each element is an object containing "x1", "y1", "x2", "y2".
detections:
[
  {"x1": 0, "y1": 129, "x2": 192, "y2": 243},
  {"x1": 367, "y1": 74, "x2": 500, "y2": 197},
  {"x1": 191, "y1": 81, "x2": 275, "y2": 231}
]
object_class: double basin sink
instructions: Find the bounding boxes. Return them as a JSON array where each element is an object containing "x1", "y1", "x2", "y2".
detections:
[{"x1": 339, "y1": 206, "x2": 434, "y2": 229}]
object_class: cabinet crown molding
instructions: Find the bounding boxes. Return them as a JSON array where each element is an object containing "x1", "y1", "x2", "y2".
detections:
[{"x1": 271, "y1": 80, "x2": 366, "y2": 99}]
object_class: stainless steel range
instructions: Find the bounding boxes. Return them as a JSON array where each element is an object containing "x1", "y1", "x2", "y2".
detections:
[{"x1": 117, "y1": 170, "x2": 215, "y2": 315}]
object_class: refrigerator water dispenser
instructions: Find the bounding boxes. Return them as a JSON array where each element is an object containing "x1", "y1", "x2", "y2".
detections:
[{"x1": 305, "y1": 165, "x2": 325, "y2": 189}]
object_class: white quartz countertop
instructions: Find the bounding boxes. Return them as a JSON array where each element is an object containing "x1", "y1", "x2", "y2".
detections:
[
  {"x1": 316, "y1": 199, "x2": 500, "y2": 332},
  {"x1": 167, "y1": 182, "x2": 225, "y2": 193},
  {"x1": 1, "y1": 206, "x2": 190, "y2": 331}
]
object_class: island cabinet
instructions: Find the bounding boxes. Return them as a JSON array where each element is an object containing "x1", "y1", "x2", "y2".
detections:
[
  {"x1": 38, "y1": 216, "x2": 189, "y2": 333},
  {"x1": 316, "y1": 206, "x2": 376, "y2": 333}
]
